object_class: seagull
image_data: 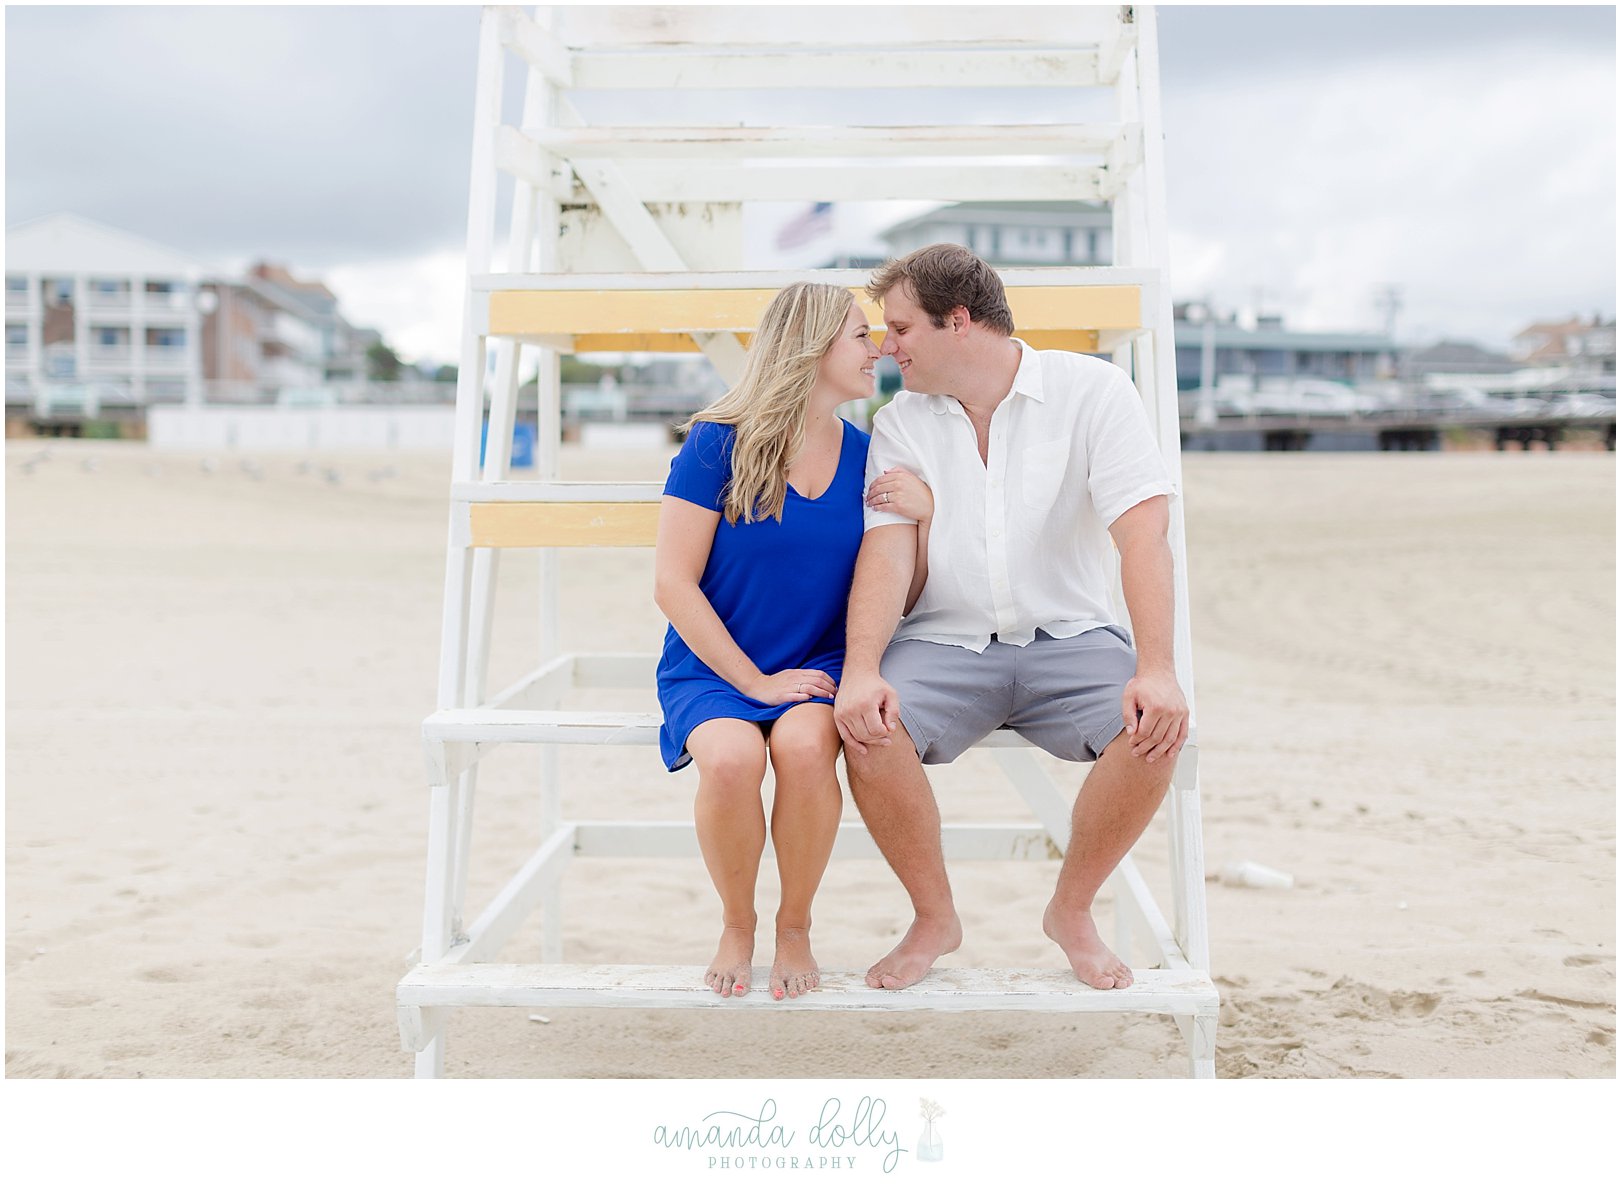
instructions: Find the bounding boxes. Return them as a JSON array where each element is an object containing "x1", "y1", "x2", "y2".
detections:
[{"x1": 322, "y1": 467, "x2": 342, "y2": 485}]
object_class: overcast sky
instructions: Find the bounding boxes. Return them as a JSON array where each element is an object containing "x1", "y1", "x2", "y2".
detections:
[{"x1": 5, "y1": 3, "x2": 1615, "y2": 364}]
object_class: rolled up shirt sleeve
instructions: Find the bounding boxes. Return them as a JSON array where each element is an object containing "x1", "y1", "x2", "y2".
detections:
[
  {"x1": 863, "y1": 403, "x2": 926, "y2": 531},
  {"x1": 1086, "y1": 369, "x2": 1179, "y2": 529}
]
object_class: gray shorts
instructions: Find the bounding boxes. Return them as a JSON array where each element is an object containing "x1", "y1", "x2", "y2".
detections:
[{"x1": 881, "y1": 626, "x2": 1136, "y2": 765}]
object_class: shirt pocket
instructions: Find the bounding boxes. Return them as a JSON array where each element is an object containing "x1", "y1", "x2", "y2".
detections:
[{"x1": 1019, "y1": 441, "x2": 1071, "y2": 512}]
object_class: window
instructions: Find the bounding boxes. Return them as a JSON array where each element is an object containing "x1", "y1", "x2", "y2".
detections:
[
  {"x1": 6, "y1": 276, "x2": 27, "y2": 296},
  {"x1": 95, "y1": 327, "x2": 127, "y2": 347},
  {"x1": 7, "y1": 324, "x2": 27, "y2": 346},
  {"x1": 149, "y1": 328, "x2": 187, "y2": 348}
]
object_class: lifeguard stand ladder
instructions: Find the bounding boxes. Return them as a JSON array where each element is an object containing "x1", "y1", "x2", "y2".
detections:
[{"x1": 400, "y1": 4, "x2": 1217, "y2": 1078}]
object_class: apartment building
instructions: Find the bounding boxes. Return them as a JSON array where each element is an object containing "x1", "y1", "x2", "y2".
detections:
[{"x1": 6, "y1": 212, "x2": 211, "y2": 405}]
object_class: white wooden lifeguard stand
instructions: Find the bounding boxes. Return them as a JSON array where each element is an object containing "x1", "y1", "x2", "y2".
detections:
[{"x1": 400, "y1": 4, "x2": 1218, "y2": 1078}]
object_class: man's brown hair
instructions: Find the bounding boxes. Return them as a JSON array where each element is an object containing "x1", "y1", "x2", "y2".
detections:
[{"x1": 866, "y1": 242, "x2": 1015, "y2": 336}]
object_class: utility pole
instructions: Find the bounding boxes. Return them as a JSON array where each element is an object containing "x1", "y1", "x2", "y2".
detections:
[{"x1": 1197, "y1": 296, "x2": 1217, "y2": 427}]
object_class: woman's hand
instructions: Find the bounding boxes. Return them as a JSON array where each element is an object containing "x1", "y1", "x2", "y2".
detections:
[
  {"x1": 744, "y1": 668, "x2": 839, "y2": 706},
  {"x1": 866, "y1": 466, "x2": 933, "y2": 523}
]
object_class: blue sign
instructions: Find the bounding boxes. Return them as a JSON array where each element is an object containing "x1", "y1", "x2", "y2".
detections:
[{"x1": 480, "y1": 420, "x2": 536, "y2": 468}]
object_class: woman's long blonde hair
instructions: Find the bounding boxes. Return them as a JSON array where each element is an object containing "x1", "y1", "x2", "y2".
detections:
[{"x1": 682, "y1": 282, "x2": 855, "y2": 525}]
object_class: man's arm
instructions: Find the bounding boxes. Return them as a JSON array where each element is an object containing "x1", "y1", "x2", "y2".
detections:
[
  {"x1": 1108, "y1": 495, "x2": 1188, "y2": 764},
  {"x1": 834, "y1": 524, "x2": 916, "y2": 755}
]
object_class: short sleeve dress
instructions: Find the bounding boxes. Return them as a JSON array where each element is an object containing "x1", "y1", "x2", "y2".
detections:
[{"x1": 656, "y1": 417, "x2": 870, "y2": 771}]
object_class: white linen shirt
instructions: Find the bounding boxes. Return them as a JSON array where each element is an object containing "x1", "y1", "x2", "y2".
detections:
[{"x1": 864, "y1": 339, "x2": 1176, "y2": 653}]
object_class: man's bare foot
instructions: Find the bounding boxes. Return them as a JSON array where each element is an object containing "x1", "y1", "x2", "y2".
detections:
[
  {"x1": 865, "y1": 913, "x2": 962, "y2": 990},
  {"x1": 769, "y1": 926, "x2": 820, "y2": 1000},
  {"x1": 1043, "y1": 900, "x2": 1133, "y2": 989},
  {"x1": 703, "y1": 924, "x2": 756, "y2": 998}
]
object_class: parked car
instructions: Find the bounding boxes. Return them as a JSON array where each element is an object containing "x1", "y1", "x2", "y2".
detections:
[{"x1": 1250, "y1": 379, "x2": 1377, "y2": 417}]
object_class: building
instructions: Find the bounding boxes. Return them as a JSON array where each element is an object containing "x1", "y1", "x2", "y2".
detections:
[
  {"x1": 878, "y1": 200, "x2": 1113, "y2": 267},
  {"x1": 6, "y1": 212, "x2": 213, "y2": 407},
  {"x1": 857, "y1": 201, "x2": 1395, "y2": 392},
  {"x1": 1173, "y1": 304, "x2": 1395, "y2": 393},
  {"x1": 1397, "y1": 340, "x2": 1517, "y2": 382},
  {"x1": 1511, "y1": 315, "x2": 1616, "y2": 376}
]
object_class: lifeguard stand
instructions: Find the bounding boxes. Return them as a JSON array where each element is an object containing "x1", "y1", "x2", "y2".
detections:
[{"x1": 398, "y1": 4, "x2": 1217, "y2": 1078}]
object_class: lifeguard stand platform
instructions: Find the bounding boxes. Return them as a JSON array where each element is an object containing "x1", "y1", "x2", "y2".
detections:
[{"x1": 398, "y1": 3, "x2": 1218, "y2": 1078}]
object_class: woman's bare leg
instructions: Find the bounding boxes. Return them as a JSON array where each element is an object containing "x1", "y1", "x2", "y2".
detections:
[
  {"x1": 765, "y1": 704, "x2": 843, "y2": 999},
  {"x1": 686, "y1": 718, "x2": 769, "y2": 997}
]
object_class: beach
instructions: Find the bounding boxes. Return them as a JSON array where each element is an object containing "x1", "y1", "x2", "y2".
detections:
[{"x1": 4, "y1": 440, "x2": 1614, "y2": 1078}]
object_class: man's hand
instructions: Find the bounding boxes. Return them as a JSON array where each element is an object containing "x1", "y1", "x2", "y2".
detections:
[
  {"x1": 834, "y1": 670, "x2": 901, "y2": 757},
  {"x1": 1121, "y1": 667, "x2": 1188, "y2": 764}
]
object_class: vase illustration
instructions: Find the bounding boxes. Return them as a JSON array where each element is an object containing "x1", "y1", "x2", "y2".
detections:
[{"x1": 917, "y1": 1119, "x2": 944, "y2": 1162}]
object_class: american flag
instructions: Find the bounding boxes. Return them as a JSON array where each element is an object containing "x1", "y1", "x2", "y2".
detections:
[{"x1": 775, "y1": 202, "x2": 834, "y2": 250}]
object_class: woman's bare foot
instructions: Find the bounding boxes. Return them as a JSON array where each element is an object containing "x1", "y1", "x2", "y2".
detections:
[
  {"x1": 769, "y1": 926, "x2": 820, "y2": 1000},
  {"x1": 865, "y1": 912, "x2": 963, "y2": 990},
  {"x1": 1042, "y1": 900, "x2": 1133, "y2": 989},
  {"x1": 704, "y1": 924, "x2": 756, "y2": 997}
]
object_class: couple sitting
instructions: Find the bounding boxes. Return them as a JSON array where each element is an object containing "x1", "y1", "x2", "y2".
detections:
[{"x1": 653, "y1": 243, "x2": 1188, "y2": 1002}]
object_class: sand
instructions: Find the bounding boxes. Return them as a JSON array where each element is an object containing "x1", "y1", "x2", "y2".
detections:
[{"x1": 4, "y1": 440, "x2": 1614, "y2": 1079}]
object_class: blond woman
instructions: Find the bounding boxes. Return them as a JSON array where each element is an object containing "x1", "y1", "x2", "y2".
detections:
[{"x1": 654, "y1": 282, "x2": 933, "y2": 1001}]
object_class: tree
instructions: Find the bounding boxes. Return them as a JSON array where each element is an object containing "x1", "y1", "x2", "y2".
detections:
[
  {"x1": 434, "y1": 364, "x2": 457, "y2": 383},
  {"x1": 367, "y1": 342, "x2": 403, "y2": 382}
]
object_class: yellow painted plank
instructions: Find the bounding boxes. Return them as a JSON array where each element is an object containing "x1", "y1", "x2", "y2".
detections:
[
  {"x1": 1015, "y1": 329, "x2": 1101, "y2": 352},
  {"x1": 573, "y1": 332, "x2": 752, "y2": 353},
  {"x1": 470, "y1": 503, "x2": 661, "y2": 548},
  {"x1": 491, "y1": 288, "x2": 871, "y2": 336},
  {"x1": 569, "y1": 328, "x2": 1098, "y2": 353},
  {"x1": 489, "y1": 285, "x2": 1138, "y2": 337}
]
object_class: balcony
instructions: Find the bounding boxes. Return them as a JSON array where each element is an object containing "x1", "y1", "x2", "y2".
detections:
[
  {"x1": 6, "y1": 289, "x2": 29, "y2": 313},
  {"x1": 89, "y1": 342, "x2": 134, "y2": 365},
  {"x1": 143, "y1": 343, "x2": 191, "y2": 370},
  {"x1": 87, "y1": 289, "x2": 133, "y2": 310},
  {"x1": 7, "y1": 342, "x2": 30, "y2": 365},
  {"x1": 141, "y1": 288, "x2": 190, "y2": 313}
]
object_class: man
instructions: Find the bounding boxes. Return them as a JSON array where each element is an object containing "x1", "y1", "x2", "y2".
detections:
[{"x1": 836, "y1": 243, "x2": 1189, "y2": 991}]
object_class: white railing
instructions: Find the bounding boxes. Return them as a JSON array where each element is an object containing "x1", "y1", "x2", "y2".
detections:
[
  {"x1": 140, "y1": 289, "x2": 190, "y2": 312},
  {"x1": 143, "y1": 344, "x2": 191, "y2": 368},
  {"x1": 88, "y1": 291, "x2": 132, "y2": 309}
]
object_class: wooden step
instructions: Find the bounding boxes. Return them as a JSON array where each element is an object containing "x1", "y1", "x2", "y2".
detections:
[{"x1": 398, "y1": 962, "x2": 1219, "y2": 1016}]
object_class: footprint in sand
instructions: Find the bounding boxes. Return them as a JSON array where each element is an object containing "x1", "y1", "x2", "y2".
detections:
[
  {"x1": 226, "y1": 933, "x2": 280, "y2": 950},
  {"x1": 1562, "y1": 953, "x2": 1610, "y2": 969},
  {"x1": 49, "y1": 990, "x2": 103, "y2": 1008},
  {"x1": 137, "y1": 966, "x2": 198, "y2": 984},
  {"x1": 103, "y1": 1043, "x2": 157, "y2": 1061}
]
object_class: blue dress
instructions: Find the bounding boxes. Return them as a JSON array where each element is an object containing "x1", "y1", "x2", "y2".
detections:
[{"x1": 656, "y1": 417, "x2": 870, "y2": 771}]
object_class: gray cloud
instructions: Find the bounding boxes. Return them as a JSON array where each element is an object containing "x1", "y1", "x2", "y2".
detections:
[
  {"x1": 5, "y1": 5, "x2": 479, "y2": 266},
  {"x1": 5, "y1": 4, "x2": 1614, "y2": 356}
]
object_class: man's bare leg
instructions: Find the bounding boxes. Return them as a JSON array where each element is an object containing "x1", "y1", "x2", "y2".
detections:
[
  {"x1": 765, "y1": 705, "x2": 842, "y2": 1000},
  {"x1": 687, "y1": 719, "x2": 768, "y2": 998},
  {"x1": 1043, "y1": 729, "x2": 1172, "y2": 989},
  {"x1": 844, "y1": 723, "x2": 962, "y2": 989}
]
